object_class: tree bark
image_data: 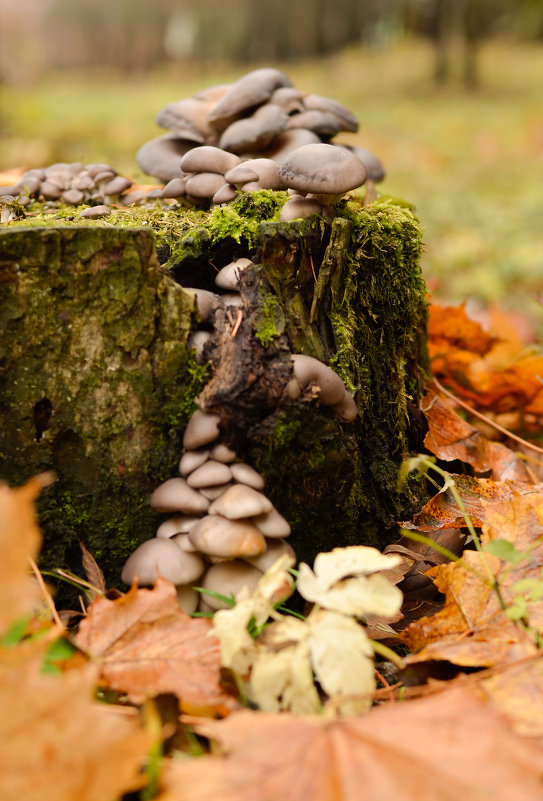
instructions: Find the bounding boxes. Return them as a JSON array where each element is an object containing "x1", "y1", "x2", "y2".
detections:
[{"x1": 0, "y1": 195, "x2": 428, "y2": 596}]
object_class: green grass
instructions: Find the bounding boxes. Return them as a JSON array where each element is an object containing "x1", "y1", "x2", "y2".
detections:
[{"x1": 1, "y1": 38, "x2": 542, "y2": 322}]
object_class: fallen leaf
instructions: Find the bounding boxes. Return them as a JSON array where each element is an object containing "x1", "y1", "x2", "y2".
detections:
[
  {"x1": 403, "y1": 494, "x2": 543, "y2": 668},
  {"x1": 297, "y1": 546, "x2": 403, "y2": 618},
  {"x1": 422, "y1": 386, "x2": 530, "y2": 481},
  {"x1": 481, "y1": 656, "x2": 543, "y2": 738},
  {"x1": 79, "y1": 541, "x2": 107, "y2": 598},
  {"x1": 0, "y1": 644, "x2": 151, "y2": 801},
  {"x1": 160, "y1": 686, "x2": 543, "y2": 801},
  {"x1": 406, "y1": 474, "x2": 542, "y2": 532},
  {"x1": 75, "y1": 577, "x2": 237, "y2": 714},
  {"x1": 0, "y1": 473, "x2": 53, "y2": 633},
  {"x1": 429, "y1": 303, "x2": 543, "y2": 416}
]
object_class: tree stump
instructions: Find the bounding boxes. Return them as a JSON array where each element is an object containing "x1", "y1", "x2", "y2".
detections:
[{"x1": 0, "y1": 193, "x2": 428, "y2": 595}]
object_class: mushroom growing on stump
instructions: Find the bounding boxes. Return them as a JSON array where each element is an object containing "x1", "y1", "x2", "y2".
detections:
[
  {"x1": 278, "y1": 143, "x2": 367, "y2": 208},
  {"x1": 287, "y1": 354, "x2": 358, "y2": 422}
]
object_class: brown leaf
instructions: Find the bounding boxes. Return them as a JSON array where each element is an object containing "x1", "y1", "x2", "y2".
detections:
[
  {"x1": 76, "y1": 576, "x2": 237, "y2": 713},
  {"x1": 80, "y1": 541, "x2": 107, "y2": 597},
  {"x1": 481, "y1": 657, "x2": 543, "y2": 738},
  {"x1": 0, "y1": 642, "x2": 151, "y2": 801},
  {"x1": 160, "y1": 687, "x2": 543, "y2": 801},
  {"x1": 428, "y1": 303, "x2": 543, "y2": 415},
  {"x1": 403, "y1": 494, "x2": 543, "y2": 668},
  {"x1": 422, "y1": 387, "x2": 530, "y2": 481},
  {"x1": 0, "y1": 473, "x2": 53, "y2": 632},
  {"x1": 406, "y1": 475, "x2": 541, "y2": 532}
]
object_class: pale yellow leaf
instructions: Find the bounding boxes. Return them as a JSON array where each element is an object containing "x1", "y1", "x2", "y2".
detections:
[
  {"x1": 212, "y1": 596, "x2": 273, "y2": 674},
  {"x1": 297, "y1": 569, "x2": 403, "y2": 618},
  {"x1": 249, "y1": 640, "x2": 320, "y2": 714},
  {"x1": 306, "y1": 546, "x2": 402, "y2": 591},
  {"x1": 307, "y1": 609, "x2": 375, "y2": 714}
]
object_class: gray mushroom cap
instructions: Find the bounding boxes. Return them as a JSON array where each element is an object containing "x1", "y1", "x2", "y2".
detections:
[
  {"x1": 218, "y1": 104, "x2": 288, "y2": 154},
  {"x1": 207, "y1": 68, "x2": 294, "y2": 132},
  {"x1": 188, "y1": 515, "x2": 267, "y2": 558},
  {"x1": 200, "y1": 560, "x2": 263, "y2": 610},
  {"x1": 278, "y1": 143, "x2": 367, "y2": 197},
  {"x1": 150, "y1": 477, "x2": 210, "y2": 515},
  {"x1": 180, "y1": 145, "x2": 241, "y2": 175},
  {"x1": 183, "y1": 409, "x2": 221, "y2": 450},
  {"x1": 136, "y1": 134, "x2": 196, "y2": 182},
  {"x1": 121, "y1": 537, "x2": 205, "y2": 586},
  {"x1": 156, "y1": 97, "x2": 216, "y2": 144},
  {"x1": 208, "y1": 484, "x2": 273, "y2": 519},
  {"x1": 302, "y1": 93, "x2": 359, "y2": 133}
]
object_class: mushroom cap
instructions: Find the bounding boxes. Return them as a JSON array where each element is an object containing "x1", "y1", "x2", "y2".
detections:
[
  {"x1": 278, "y1": 196, "x2": 323, "y2": 222},
  {"x1": 161, "y1": 177, "x2": 187, "y2": 198},
  {"x1": 207, "y1": 68, "x2": 293, "y2": 132},
  {"x1": 171, "y1": 532, "x2": 199, "y2": 552},
  {"x1": 185, "y1": 172, "x2": 227, "y2": 200},
  {"x1": 215, "y1": 257, "x2": 254, "y2": 291},
  {"x1": 179, "y1": 448, "x2": 210, "y2": 476},
  {"x1": 263, "y1": 128, "x2": 321, "y2": 162},
  {"x1": 185, "y1": 288, "x2": 223, "y2": 325},
  {"x1": 180, "y1": 145, "x2": 241, "y2": 176},
  {"x1": 121, "y1": 538, "x2": 205, "y2": 586},
  {"x1": 210, "y1": 443, "x2": 238, "y2": 463},
  {"x1": 187, "y1": 330, "x2": 212, "y2": 364},
  {"x1": 200, "y1": 560, "x2": 263, "y2": 610},
  {"x1": 62, "y1": 188, "x2": 85, "y2": 205},
  {"x1": 136, "y1": 134, "x2": 195, "y2": 182},
  {"x1": 237, "y1": 158, "x2": 282, "y2": 189},
  {"x1": 250, "y1": 507, "x2": 291, "y2": 538},
  {"x1": 340, "y1": 144, "x2": 386, "y2": 183},
  {"x1": 278, "y1": 143, "x2": 367, "y2": 196},
  {"x1": 219, "y1": 104, "x2": 288, "y2": 154},
  {"x1": 102, "y1": 176, "x2": 132, "y2": 196},
  {"x1": 291, "y1": 353, "x2": 350, "y2": 406},
  {"x1": 186, "y1": 460, "x2": 232, "y2": 489},
  {"x1": 244, "y1": 537, "x2": 295, "y2": 572},
  {"x1": 188, "y1": 515, "x2": 266, "y2": 558},
  {"x1": 183, "y1": 409, "x2": 221, "y2": 450},
  {"x1": 212, "y1": 183, "x2": 238, "y2": 205},
  {"x1": 80, "y1": 205, "x2": 111, "y2": 218},
  {"x1": 223, "y1": 164, "x2": 259, "y2": 186},
  {"x1": 208, "y1": 484, "x2": 273, "y2": 519},
  {"x1": 270, "y1": 86, "x2": 305, "y2": 114},
  {"x1": 150, "y1": 477, "x2": 210, "y2": 515},
  {"x1": 176, "y1": 585, "x2": 200, "y2": 614},
  {"x1": 199, "y1": 483, "x2": 232, "y2": 501},
  {"x1": 287, "y1": 109, "x2": 342, "y2": 138},
  {"x1": 229, "y1": 462, "x2": 265, "y2": 490},
  {"x1": 302, "y1": 93, "x2": 359, "y2": 132},
  {"x1": 156, "y1": 514, "x2": 201, "y2": 538},
  {"x1": 156, "y1": 97, "x2": 215, "y2": 144}
]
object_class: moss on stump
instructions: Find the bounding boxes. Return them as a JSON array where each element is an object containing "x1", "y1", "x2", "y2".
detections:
[
  {"x1": 0, "y1": 225, "x2": 206, "y2": 598},
  {"x1": 0, "y1": 192, "x2": 429, "y2": 592}
]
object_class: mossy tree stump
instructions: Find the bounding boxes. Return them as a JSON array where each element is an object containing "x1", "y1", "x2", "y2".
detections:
[{"x1": 0, "y1": 193, "x2": 428, "y2": 595}]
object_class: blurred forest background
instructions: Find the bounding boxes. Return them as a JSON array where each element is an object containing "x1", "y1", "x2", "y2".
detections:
[{"x1": 1, "y1": 0, "x2": 542, "y2": 317}]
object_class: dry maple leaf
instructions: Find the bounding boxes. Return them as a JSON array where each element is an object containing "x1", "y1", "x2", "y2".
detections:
[
  {"x1": 0, "y1": 639, "x2": 151, "y2": 801},
  {"x1": 159, "y1": 686, "x2": 543, "y2": 801},
  {"x1": 405, "y1": 474, "x2": 543, "y2": 532},
  {"x1": 0, "y1": 472, "x2": 54, "y2": 633},
  {"x1": 428, "y1": 303, "x2": 543, "y2": 415},
  {"x1": 480, "y1": 656, "x2": 543, "y2": 738},
  {"x1": 422, "y1": 386, "x2": 530, "y2": 481},
  {"x1": 403, "y1": 493, "x2": 543, "y2": 668},
  {"x1": 76, "y1": 576, "x2": 237, "y2": 714}
]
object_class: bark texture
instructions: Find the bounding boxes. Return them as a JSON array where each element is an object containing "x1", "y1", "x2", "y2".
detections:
[{"x1": 0, "y1": 194, "x2": 428, "y2": 593}]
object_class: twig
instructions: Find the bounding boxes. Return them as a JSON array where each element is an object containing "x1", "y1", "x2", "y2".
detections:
[
  {"x1": 28, "y1": 556, "x2": 63, "y2": 629},
  {"x1": 231, "y1": 308, "x2": 243, "y2": 337}
]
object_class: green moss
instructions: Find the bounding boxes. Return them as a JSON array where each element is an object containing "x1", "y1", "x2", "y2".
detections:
[{"x1": 254, "y1": 289, "x2": 284, "y2": 347}]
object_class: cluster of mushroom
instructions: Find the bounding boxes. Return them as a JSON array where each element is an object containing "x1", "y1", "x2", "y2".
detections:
[
  {"x1": 121, "y1": 408, "x2": 295, "y2": 615},
  {"x1": 136, "y1": 66, "x2": 385, "y2": 212},
  {"x1": 0, "y1": 162, "x2": 134, "y2": 214}
]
